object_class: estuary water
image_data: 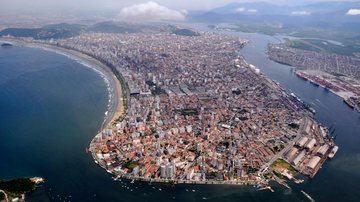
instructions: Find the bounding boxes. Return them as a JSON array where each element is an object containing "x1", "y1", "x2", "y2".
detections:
[{"x1": 1, "y1": 32, "x2": 360, "y2": 202}]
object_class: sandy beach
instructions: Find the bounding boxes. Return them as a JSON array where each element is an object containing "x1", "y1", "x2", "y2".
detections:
[{"x1": 1, "y1": 38, "x2": 125, "y2": 131}]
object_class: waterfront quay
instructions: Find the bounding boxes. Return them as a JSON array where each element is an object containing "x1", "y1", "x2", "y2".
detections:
[
  {"x1": 281, "y1": 117, "x2": 338, "y2": 178},
  {"x1": 47, "y1": 30, "x2": 336, "y2": 185},
  {"x1": 296, "y1": 70, "x2": 360, "y2": 112},
  {"x1": 267, "y1": 43, "x2": 360, "y2": 80},
  {"x1": 267, "y1": 43, "x2": 360, "y2": 112}
]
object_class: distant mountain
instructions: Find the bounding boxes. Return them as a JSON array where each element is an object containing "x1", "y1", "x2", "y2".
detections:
[
  {"x1": 189, "y1": 1, "x2": 360, "y2": 33},
  {"x1": 0, "y1": 23, "x2": 84, "y2": 39},
  {"x1": 172, "y1": 29, "x2": 200, "y2": 37},
  {"x1": 87, "y1": 21, "x2": 186, "y2": 34},
  {"x1": 210, "y1": 1, "x2": 360, "y2": 16},
  {"x1": 87, "y1": 21, "x2": 141, "y2": 33}
]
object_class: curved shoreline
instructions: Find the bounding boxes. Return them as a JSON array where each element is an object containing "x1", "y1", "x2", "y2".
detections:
[
  {"x1": 1, "y1": 37, "x2": 332, "y2": 187},
  {"x1": 0, "y1": 38, "x2": 124, "y2": 131},
  {"x1": 1, "y1": 38, "x2": 128, "y2": 185}
]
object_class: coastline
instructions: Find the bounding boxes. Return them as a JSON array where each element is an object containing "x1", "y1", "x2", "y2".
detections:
[
  {"x1": 0, "y1": 37, "x2": 125, "y2": 130},
  {"x1": 0, "y1": 25, "x2": 358, "y2": 201},
  {"x1": 294, "y1": 69, "x2": 360, "y2": 112},
  {"x1": 1, "y1": 37, "x2": 273, "y2": 187},
  {"x1": 1, "y1": 37, "x2": 128, "y2": 183},
  {"x1": 1, "y1": 36, "x2": 334, "y2": 187},
  {"x1": 265, "y1": 53, "x2": 360, "y2": 112}
]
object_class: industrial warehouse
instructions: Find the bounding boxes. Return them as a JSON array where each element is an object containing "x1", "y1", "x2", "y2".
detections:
[{"x1": 284, "y1": 118, "x2": 338, "y2": 178}]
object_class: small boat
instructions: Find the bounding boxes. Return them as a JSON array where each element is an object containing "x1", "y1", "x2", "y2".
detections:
[
  {"x1": 257, "y1": 186, "x2": 275, "y2": 192},
  {"x1": 113, "y1": 176, "x2": 121, "y2": 181},
  {"x1": 294, "y1": 179, "x2": 304, "y2": 184},
  {"x1": 328, "y1": 146, "x2": 339, "y2": 158},
  {"x1": 1, "y1": 42, "x2": 13, "y2": 47}
]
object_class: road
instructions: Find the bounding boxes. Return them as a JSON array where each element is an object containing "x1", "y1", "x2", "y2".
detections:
[
  {"x1": 0, "y1": 190, "x2": 8, "y2": 202},
  {"x1": 261, "y1": 117, "x2": 307, "y2": 171}
]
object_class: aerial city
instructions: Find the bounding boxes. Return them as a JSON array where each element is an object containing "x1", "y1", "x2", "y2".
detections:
[{"x1": 1, "y1": 0, "x2": 360, "y2": 202}]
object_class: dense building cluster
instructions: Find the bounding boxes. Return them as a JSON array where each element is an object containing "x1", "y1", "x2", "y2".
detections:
[
  {"x1": 268, "y1": 44, "x2": 360, "y2": 80},
  {"x1": 52, "y1": 31, "x2": 333, "y2": 184}
]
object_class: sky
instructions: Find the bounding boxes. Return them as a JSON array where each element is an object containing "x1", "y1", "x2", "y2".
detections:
[
  {"x1": 1, "y1": 0, "x2": 358, "y2": 12},
  {"x1": 1, "y1": 0, "x2": 359, "y2": 22}
]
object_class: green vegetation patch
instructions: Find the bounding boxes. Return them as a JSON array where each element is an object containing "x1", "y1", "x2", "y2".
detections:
[
  {"x1": 273, "y1": 170, "x2": 284, "y2": 179},
  {"x1": 287, "y1": 40, "x2": 323, "y2": 52},
  {"x1": 172, "y1": 29, "x2": 200, "y2": 37},
  {"x1": 123, "y1": 160, "x2": 137, "y2": 170},
  {"x1": 0, "y1": 23, "x2": 84, "y2": 39},
  {"x1": 0, "y1": 178, "x2": 36, "y2": 195},
  {"x1": 228, "y1": 22, "x2": 360, "y2": 55},
  {"x1": 286, "y1": 38, "x2": 360, "y2": 56},
  {"x1": 264, "y1": 172, "x2": 273, "y2": 179},
  {"x1": 271, "y1": 159, "x2": 297, "y2": 176},
  {"x1": 176, "y1": 108, "x2": 199, "y2": 116}
]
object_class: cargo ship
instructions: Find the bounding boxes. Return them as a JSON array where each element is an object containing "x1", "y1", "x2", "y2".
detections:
[
  {"x1": 296, "y1": 72, "x2": 308, "y2": 81},
  {"x1": 344, "y1": 99, "x2": 355, "y2": 109}
]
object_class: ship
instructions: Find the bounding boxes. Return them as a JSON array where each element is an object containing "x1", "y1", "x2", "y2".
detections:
[
  {"x1": 303, "y1": 102, "x2": 316, "y2": 114},
  {"x1": 301, "y1": 190, "x2": 316, "y2": 202},
  {"x1": 309, "y1": 107, "x2": 316, "y2": 114},
  {"x1": 328, "y1": 146, "x2": 339, "y2": 158},
  {"x1": 324, "y1": 86, "x2": 330, "y2": 91},
  {"x1": 257, "y1": 185, "x2": 275, "y2": 192},
  {"x1": 344, "y1": 99, "x2": 355, "y2": 109},
  {"x1": 1, "y1": 42, "x2": 13, "y2": 47},
  {"x1": 296, "y1": 72, "x2": 308, "y2": 81},
  {"x1": 309, "y1": 80, "x2": 319, "y2": 87}
]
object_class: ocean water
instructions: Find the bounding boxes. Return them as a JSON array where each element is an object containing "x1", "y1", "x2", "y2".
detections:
[{"x1": 1, "y1": 36, "x2": 360, "y2": 202}]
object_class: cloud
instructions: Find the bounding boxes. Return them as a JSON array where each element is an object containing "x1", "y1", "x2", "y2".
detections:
[
  {"x1": 235, "y1": 7, "x2": 258, "y2": 13},
  {"x1": 346, "y1": 9, "x2": 360, "y2": 15},
  {"x1": 180, "y1": 9, "x2": 188, "y2": 15},
  {"x1": 291, "y1": 11, "x2": 311, "y2": 16},
  {"x1": 118, "y1": 1, "x2": 186, "y2": 21},
  {"x1": 247, "y1": 9, "x2": 258, "y2": 13},
  {"x1": 235, "y1": 7, "x2": 246, "y2": 12}
]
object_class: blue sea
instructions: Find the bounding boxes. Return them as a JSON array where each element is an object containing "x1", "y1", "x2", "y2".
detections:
[{"x1": 1, "y1": 36, "x2": 360, "y2": 202}]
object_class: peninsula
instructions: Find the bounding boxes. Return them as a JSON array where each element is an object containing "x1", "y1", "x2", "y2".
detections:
[
  {"x1": 2, "y1": 27, "x2": 337, "y2": 187},
  {"x1": 54, "y1": 30, "x2": 336, "y2": 186}
]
